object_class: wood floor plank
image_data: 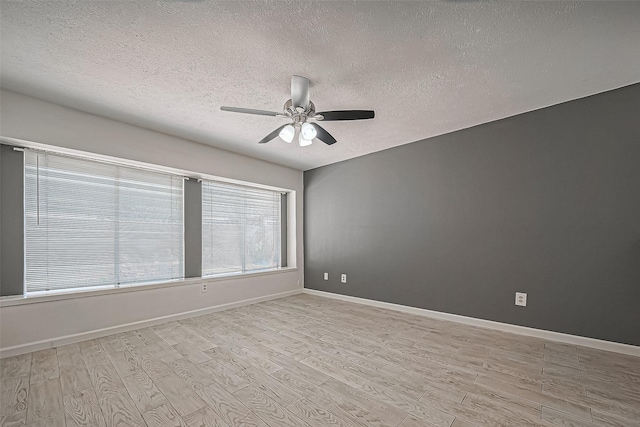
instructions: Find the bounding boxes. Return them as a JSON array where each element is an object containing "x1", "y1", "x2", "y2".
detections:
[
  {"x1": 237, "y1": 367, "x2": 301, "y2": 406},
  {"x1": 183, "y1": 406, "x2": 230, "y2": 427},
  {"x1": 269, "y1": 367, "x2": 341, "y2": 408},
  {"x1": 460, "y1": 391, "x2": 558, "y2": 427},
  {"x1": 56, "y1": 344, "x2": 84, "y2": 368},
  {"x1": 135, "y1": 341, "x2": 182, "y2": 362},
  {"x1": 174, "y1": 342, "x2": 211, "y2": 365},
  {"x1": 399, "y1": 413, "x2": 448, "y2": 427},
  {"x1": 59, "y1": 364, "x2": 91, "y2": 397},
  {"x1": 108, "y1": 350, "x2": 140, "y2": 378},
  {"x1": 99, "y1": 391, "x2": 146, "y2": 427},
  {"x1": 586, "y1": 384, "x2": 640, "y2": 407},
  {"x1": 63, "y1": 388, "x2": 106, "y2": 427},
  {"x1": 359, "y1": 380, "x2": 455, "y2": 426},
  {"x1": 196, "y1": 359, "x2": 246, "y2": 393},
  {"x1": 270, "y1": 355, "x2": 331, "y2": 385},
  {"x1": 154, "y1": 372, "x2": 207, "y2": 417},
  {"x1": 232, "y1": 385, "x2": 310, "y2": 427},
  {"x1": 25, "y1": 378, "x2": 63, "y2": 423},
  {"x1": 136, "y1": 328, "x2": 163, "y2": 345},
  {"x1": 119, "y1": 333, "x2": 147, "y2": 351},
  {"x1": 0, "y1": 376, "x2": 29, "y2": 416},
  {"x1": 228, "y1": 347, "x2": 282, "y2": 375},
  {"x1": 451, "y1": 419, "x2": 479, "y2": 427},
  {"x1": 203, "y1": 347, "x2": 253, "y2": 373},
  {"x1": 287, "y1": 397, "x2": 351, "y2": 427},
  {"x1": 99, "y1": 337, "x2": 127, "y2": 355},
  {"x1": 555, "y1": 391, "x2": 640, "y2": 425},
  {"x1": 0, "y1": 355, "x2": 31, "y2": 382},
  {"x1": 461, "y1": 390, "x2": 541, "y2": 419},
  {"x1": 182, "y1": 329, "x2": 216, "y2": 352},
  {"x1": 418, "y1": 381, "x2": 468, "y2": 407},
  {"x1": 24, "y1": 411, "x2": 65, "y2": 427},
  {"x1": 0, "y1": 410, "x2": 26, "y2": 427},
  {"x1": 300, "y1": 356, "x2": 370, "y2": 389},
  {"x1": 121, "y1": 370, "x2": 168, "y2": 413},
  {"x1": 541, "y1": 406, "x2": 593, "y2": 427},
  {"x1": 88, "y1": 362, "x2": 126, "y2": 400},
  {"x1": 80, "y1": 343, "x2": 110, "y2": 368},
  {"x1": 167, "y1": 358, "x2": 216, "y2": 392},
  {"x1": 195, "y1": 383, "x2": 263, "y2": 427},
  {"x1": 321, "y1": 377, "x2": 408, "y2": 426},
  {"x1": 28, "y1": 350, "x2": 58, "y2": 385},
  {"x1": 129, "y1": 347, "x2": 174, "y2": 380},
  {"x1": 591, "y1": 409, "x2": 639, "y2": 427},
  {"x1": 328, "y1": 401, "x2": 397, "y2": 427},
  {"x1": 474, "y1": 374, "x2": 591, "y2": 420},
  {"x1": 142, "y1": 403, "x2": 188, "y2": 427}
]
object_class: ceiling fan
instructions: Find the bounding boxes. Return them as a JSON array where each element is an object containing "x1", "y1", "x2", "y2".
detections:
[{"x1": 220, "y1": 75, "x2": 375, "y2": 147}]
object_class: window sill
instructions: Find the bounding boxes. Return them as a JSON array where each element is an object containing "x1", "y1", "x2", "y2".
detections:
[{"x1": 0, "y1": 267, "x2": 298, "y2": 308}]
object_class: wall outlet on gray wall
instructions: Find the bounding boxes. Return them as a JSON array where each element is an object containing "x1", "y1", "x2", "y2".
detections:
[
  {"x1": 515, "y1": 292, "x2": 527, "y2": 307},
  {"x1": 341, "y1": 274, "x2": 347, "y2": 284},
  {"x1": 324, "y1": 273, "x2": 328, "y2": 280}
]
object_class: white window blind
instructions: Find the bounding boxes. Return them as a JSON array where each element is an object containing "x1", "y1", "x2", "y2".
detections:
[
  {"x1": 24, "y1": 151, "x2": 184, "y2": 293},
  {"x1": 202, "y1": 181, "x2": 281, "y2": 276}
]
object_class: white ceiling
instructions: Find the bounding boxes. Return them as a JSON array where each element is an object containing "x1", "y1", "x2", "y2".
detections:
[{"x1": 1, "y1": 1, "x2": 639, "y2": 171}]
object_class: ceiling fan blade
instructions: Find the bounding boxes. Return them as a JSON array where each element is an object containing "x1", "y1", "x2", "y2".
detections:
[
  {"x1": 310, "y1": 123, "x2": 337, "y2": 145},
  {"x1": 220, "y1": 106, "x2": 282, "y2": 117},
  {"x1": 316, "y1": 110, "x2": 375, "y2": 121},
  {"x1": 258, "y1": 124, "x2": 288, "y2": 144},
  {"x1": 291, "y1": 75, "x2": 310, "y2": 110}
]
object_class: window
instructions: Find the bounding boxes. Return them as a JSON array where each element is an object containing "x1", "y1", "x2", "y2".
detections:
[
  {"x1": 202, "y1": 181, "x2": 281, "y2": 276},
  {"x1": 24, "y1": 151, "x2": 184, "y2": 293}
]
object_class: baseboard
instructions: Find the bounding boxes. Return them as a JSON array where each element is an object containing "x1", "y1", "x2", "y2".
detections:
[
  {"x1": 0, "y1": 289, "x2": 303, "y2": 358},
  {"x1": 303, "y1": 289, "x2": 640, "y2": 357}
]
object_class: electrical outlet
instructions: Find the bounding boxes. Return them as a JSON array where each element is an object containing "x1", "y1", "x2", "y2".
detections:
[
  {"x1": 515, "y1": 292, "x2": 527, "y2": 307},
  {"x1": 201, "y1": 283, "x2": 208, "y2": 293},
  {"x1": 324, "y1": 272, "x2": 329, "y2": 280},
  {"x1": 341, "y1": 274, "x2": 347, "y2": 284}
]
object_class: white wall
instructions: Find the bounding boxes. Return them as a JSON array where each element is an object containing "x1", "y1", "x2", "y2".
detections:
[{"x1": 0, "y1": 88, "x2": 304, "y2": 355}]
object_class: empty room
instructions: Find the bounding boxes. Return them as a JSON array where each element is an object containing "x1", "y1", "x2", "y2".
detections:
[{"x1": 1, "y1": 1, "x2": 639, "y2": 426}]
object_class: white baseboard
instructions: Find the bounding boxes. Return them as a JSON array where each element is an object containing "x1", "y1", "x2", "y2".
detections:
[
  {"x1": 303, "y1": 289, "x2": 640, "y2": 357},
  {"x1": 0, "y1": 289, "x2": 303, "y2": 358}
]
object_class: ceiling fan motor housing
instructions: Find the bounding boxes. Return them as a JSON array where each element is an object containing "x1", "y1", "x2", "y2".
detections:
[{"x1": 283, "y1": 100, "x2": 316, "y2": 128}]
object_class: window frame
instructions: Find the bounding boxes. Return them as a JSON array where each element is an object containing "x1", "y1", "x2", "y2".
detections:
[
  {"x1": 0, "y1": 138, "x2": 296, "y2": 302},
  {"x1": 201, "y1": 179, "x2": 285, "y2": 278},
  {"x1": 23, "y1": 150, "x2": 186, "y2": 294}
]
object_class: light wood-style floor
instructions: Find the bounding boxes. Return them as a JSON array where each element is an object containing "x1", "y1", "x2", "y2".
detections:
[{"x1": 1, "y1": 294, "x2": 639, "y2": 427}]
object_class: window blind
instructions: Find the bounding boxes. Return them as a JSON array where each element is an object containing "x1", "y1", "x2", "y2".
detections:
[
  {"x1": 202, "y1": 181, "x2": 281, "y2": 276},
  {"x1": 24, "y1": 151, "x2": 184, "y2": 293}
]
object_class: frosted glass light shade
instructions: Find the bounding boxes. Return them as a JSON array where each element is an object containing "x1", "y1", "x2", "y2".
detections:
[
  {"x1": 299, "y1": 134, "x2": 313, "y2": 146},
  {"x1": 301, "y1": 122, "x2": 317, "y2": 140},
  {"x1": 279, "y1": 125, "x2": 295, "y2": 143}
]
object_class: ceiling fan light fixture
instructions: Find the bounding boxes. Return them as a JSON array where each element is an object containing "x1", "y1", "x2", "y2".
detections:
[
  {"x1": 279, "y1": 124, "x2": 295, "y2": 143},
  {"x1": 220, "y1": 76, "x2": 375, "y2": 146},
  {"x1": 299, "y1": 134, "x2": 313, "y2": 147},
  {"x1": 300, "y1": 122, "x2": 317, "y2": 140}
]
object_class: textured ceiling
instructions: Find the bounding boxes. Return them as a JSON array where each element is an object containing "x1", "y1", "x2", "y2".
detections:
[{"x1": 1, "y1": 1, "x2": 639, "y2": 170}]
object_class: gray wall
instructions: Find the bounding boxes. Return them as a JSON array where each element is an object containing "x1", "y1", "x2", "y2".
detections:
[
  {"x1": 0, "y1": 144, "x2": 25, "y2": 296},
  {"x1": 304, "y1": 83, "x2": 640, "y2": 346},
  {"x1": 184, "y1": 179, "x2": 202, "y2": 278}
]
